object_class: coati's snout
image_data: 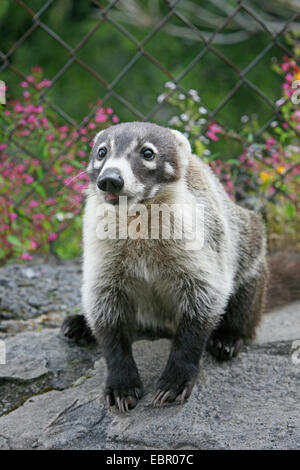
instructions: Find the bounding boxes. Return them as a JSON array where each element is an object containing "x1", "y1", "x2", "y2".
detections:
[{"x1": 97, "y1": 168, "x2": 124, "y2": 204}]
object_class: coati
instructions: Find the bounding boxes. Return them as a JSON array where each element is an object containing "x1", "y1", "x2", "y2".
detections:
[{"x1": 61, "y1": 122, "x2": 299, "y2": 413}]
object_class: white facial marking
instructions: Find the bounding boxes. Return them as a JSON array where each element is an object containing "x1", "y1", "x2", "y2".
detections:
[
  {"x1": 94, "y1": 160, "x2": 102, "y2": 170},
  {"x1": 101, "y1": 156, "x2": 141, "y2": 196},
  {"x1": 142, "y1": 159, "x2": 157, "y2": 169},
  {"x1": 165, "y1": 162, "x2": 175, "y2": 176},
  {"x1": 148, "y1": 184, "x2": 161, "y2": 199},
  {"x1": 143, "y1": 142, "x2": 158, "y2": 154}
]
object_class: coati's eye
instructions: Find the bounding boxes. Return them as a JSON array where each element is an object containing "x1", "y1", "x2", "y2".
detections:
[
  {"x1": 97, "y1": 147, "x2": 107, "y2": 160},
  {"x1": 142, "y1": 148, "x2": 155, "y2": 160}
]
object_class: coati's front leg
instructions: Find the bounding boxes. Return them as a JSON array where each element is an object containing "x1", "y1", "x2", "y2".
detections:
[
  {"x1": 87, "y1": 287, "x2": 143, "y2": 413},
  {"x1": 95, "y1": 322, "x2": 143, "y2": 413},
  {"x1": 153, "y1": 315, "x2": 213, "y2": 407},
  {"x1": 153, "y1": 282, "x2": 221, "y2": 407}
]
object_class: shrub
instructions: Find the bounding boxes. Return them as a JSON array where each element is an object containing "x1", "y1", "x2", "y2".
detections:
[{"x1": 0, "y1": 68, "x2": 119, "y2": 261}]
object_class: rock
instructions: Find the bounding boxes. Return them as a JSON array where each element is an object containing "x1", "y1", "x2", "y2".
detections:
[
  {"x1": 0, "y1": 302, "x2": 299, "y2": 450},
  {"x1": 0, "y1": 259, "x2": 82, "y2": 331},
  {"x1": 0, "y1": 329, "x2": 99, "y2": 416},
  {"x1": 256, "y1": 301, "x2": 300, "y2": 343}
]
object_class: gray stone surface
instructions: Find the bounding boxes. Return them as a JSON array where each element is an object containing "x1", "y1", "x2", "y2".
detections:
[
  {"x1": 0, "y1": 259, "x2": 82, "y2": 338},
  {"x1": 0, "y1": 260, "x2": 299, "y2": 450},
  {"x1": 0, "y1": 330, "x2": 98, "y2": 415},
  {"x1": 0, "y1": 306, "x2": 299, "y2": 449}
]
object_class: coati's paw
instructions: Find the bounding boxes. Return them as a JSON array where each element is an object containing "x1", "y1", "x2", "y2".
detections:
[
  {"x1": 152, "y1": 364, "x2": 197, "y2": 407},
  {"x1": 60, "y1": 314, "x2": 95, "y2": 345},
  {"x1": 105, "y1": 372, "x2": 143, "y2": 413},
  {"x1": 208, "y1": 335, "x2": 243, "y2": 361}
]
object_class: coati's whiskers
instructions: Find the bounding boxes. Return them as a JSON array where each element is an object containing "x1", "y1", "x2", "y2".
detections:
[{"x1": 64, "y1": 170, "x2": 89, "y2": 186}]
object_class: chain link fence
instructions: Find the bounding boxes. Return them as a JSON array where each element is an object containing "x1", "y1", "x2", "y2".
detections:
[{"x1": 1, "y1": 0, "x2": 300, "y2": 260}]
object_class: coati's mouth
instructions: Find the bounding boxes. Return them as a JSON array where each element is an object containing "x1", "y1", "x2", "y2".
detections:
[{"x1": 105, "y1": 193, "x2": 119, "y2": 205}]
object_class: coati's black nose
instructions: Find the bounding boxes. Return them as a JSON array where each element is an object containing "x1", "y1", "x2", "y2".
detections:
[{"x1": 97, "y1": 168, "x2": 124, "y2": 193}]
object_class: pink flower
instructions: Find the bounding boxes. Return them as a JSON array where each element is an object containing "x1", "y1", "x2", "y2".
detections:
[
  {"x1": 208, "y1": 122, "x2": 222, "y2": 133},
  {"x1": 59, "y1": 125, "x2": 69, "y2": 133},
  {"x1": 29, "y1": 200, "x2": 39, "y2": 208},
  {"x1": 206, "y1": 130, "x2": 219, "y2": 141},
  {"x1": 4, "y1": 110, "x2": 10, "y2": 116},
  {"x1": 20, "y1": 81, "x2": 28, "y2": 88},
  {"x1": 46, "y1": 133, "x2": 55, "y2": 142},
  {"x1": 106, "y1": 107, "x2": 113, "y2": 115},
  {"x1": 45, "y1": 198, "x2": 56, "y2": 205},
  {"x1": 34, "y1": 105, "x2": 43, "y2": 113},
  {"x1": 14, "y1": 103, "x2": 24, "y2": 112},
  {"x1": 268, "y1": 186, "x2": 275, "y2": 196},
  {"x1": 62, "y1": 164, "x2": 74, "y2": 174},
  {"x1": 40, "y1": 117, "x2": 48, "y2": 128},
  {"x1": 281, "y1": 62, "x2": 289, "y2": 72},
  {"x1": 20, "y1": 253, "x2": 33, "y2": 261},
  {"x1": 23, "y1": 91, "x2": 30, "y2": 98},
  {"x1": 0, "y1": 144, "x2": 8, "y2": 150},
  {"x1": 48, "y1": 232, "x2": 58, "y2": 241},
  {"x1": 88, "y1": 122, "x2": 96, "y2": 130},
  {"x1": 265, "y1": 137, "x2": 276, "y2": 149},
  {"x1": 24, "y1": 174, "x2": 34, "y2": 184},
  {"x1": 30, "y1": 240, "x2": 37, "y2": 249},
  {"x1": 16, "y1": 164, "x2": 26, "y2": 172},
  {"x1": 27, "y1": 114, "x2": 37, "y2": 123},
  {"x1": 9, "y1": 213, "x2": 17, "y2": 222},
  {"x1": 37, "y1": 79, "x2": 52, "y2": 89},
  {"x1": 77, "y1": 150, "x2": 86, "y2": 157},
  {"x1": 26, "y1": 75, "x2": 34, "y2": 83},
  {"x1": 95, "y1": 113, "x2": 108, "y2": 123},
  {"x1": 112, "y1": 115, "x2": 120, "y2": 123},
  {"x1": 80, "y1": 128, "x2": 88, "y2": 135},
  {"x1": 33, "y1": 213, "x2": 45, "y2": 221},
  {"x1": 285, "y1": 73, "x2": 294, "y2": 83}
]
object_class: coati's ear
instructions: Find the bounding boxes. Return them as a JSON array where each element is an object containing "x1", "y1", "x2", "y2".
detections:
[{"x1": 170, "y1": 129, "x2": 191, "y2": 169}]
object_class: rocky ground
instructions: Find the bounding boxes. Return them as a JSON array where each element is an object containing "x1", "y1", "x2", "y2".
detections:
[{"x1": 0, "y1": 259, "x2": 299, "y2": 450}]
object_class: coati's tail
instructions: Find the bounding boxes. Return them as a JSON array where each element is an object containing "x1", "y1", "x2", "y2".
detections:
[{"x1": 266, "y1": 252, "x2": 300, "y2": 312}]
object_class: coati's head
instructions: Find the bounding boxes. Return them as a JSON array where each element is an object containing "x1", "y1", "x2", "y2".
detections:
[{"x1": 87, "y1": 122, "x2": 191, "y2": 205}]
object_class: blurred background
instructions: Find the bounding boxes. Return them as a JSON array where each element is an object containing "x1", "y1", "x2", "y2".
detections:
[{"x1": 0, "y1": 0, "x2": 300, "y2": 261}]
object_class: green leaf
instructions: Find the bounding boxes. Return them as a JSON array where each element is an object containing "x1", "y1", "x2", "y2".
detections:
[
  {"x1": 194, "y1": 139, "x2": 204, "y2": 156},
  {"x1": 285, "y1": 203, "x2": 295, "y2": 218},
  {"x1": 34, "y1": 184, "x2": 47, "y2": 198},
  {"x1": 6, "y1": 235, "x2": 22, "y2": 246}
]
